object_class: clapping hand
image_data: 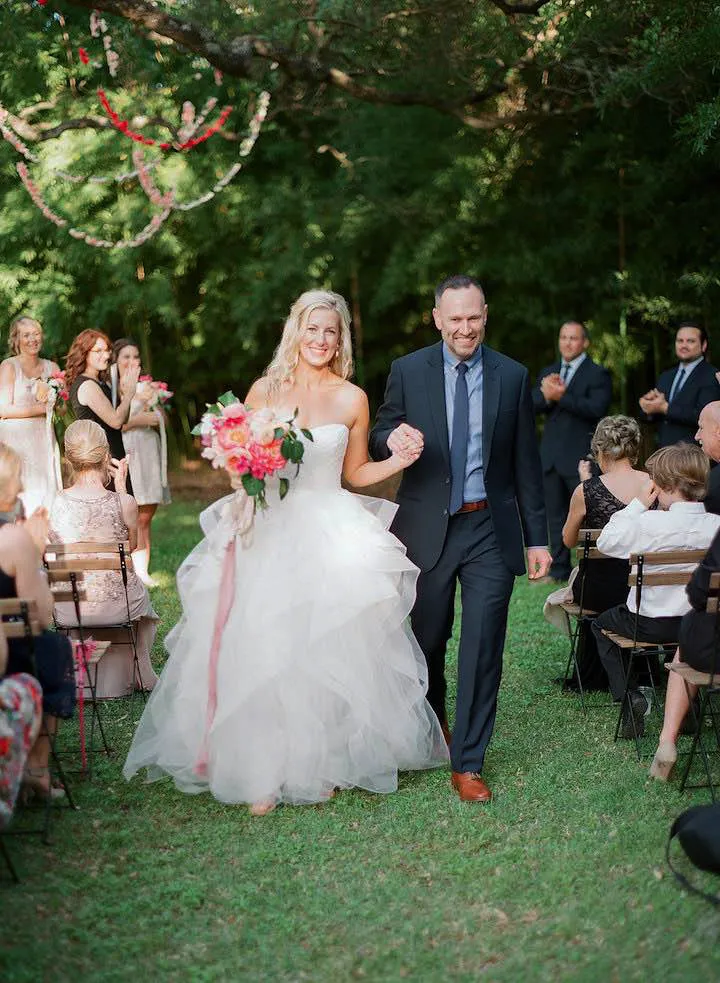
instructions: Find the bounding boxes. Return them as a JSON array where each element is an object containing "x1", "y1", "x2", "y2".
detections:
[
  {"x1": 577, "y1": 458, "x2": 592, "y2": 482},
  {"x1": 540, "y1": 374, "x2": 566, "y2": 403},
  {"x1": 23, "y1": 507, "x2": 49, "y2": 554},
  {"x1": 121, "y1": 363, "x2": 141, "y2": 396},
  {"x1": 639, "y1": 388, "x2": 668, "y2": 415},
  {"x1": 109, "y1": 456, "x2": 130, "y2": 494}
]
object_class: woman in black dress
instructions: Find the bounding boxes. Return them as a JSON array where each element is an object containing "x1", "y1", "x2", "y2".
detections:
[
  {"x1": 559, "y1": 416, "x2": 651, "y2": 689},
  {"x1": 65, "y1": 330, "x2": 139, "y2": 492}
]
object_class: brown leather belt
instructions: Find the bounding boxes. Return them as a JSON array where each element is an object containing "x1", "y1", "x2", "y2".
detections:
[{"x1": 456, "y1": 500, "x2": 489, "y2": 514}]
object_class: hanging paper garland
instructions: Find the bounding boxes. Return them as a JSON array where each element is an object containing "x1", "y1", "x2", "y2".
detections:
[{"x1": 98, "y1": 89, "x2": 233, "y2": 151}]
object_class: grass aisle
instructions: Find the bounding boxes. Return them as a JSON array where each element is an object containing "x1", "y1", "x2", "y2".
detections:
[{"x1": 3, "y1": 499, "x2": 720, "y2": 982}]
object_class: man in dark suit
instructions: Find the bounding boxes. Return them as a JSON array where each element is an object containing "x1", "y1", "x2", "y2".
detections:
[
  {"x1": 532, "y1": 322, "x2": 612, "y2": 583},
  {"x1": 639, "y1": 323, "x2": 720, "y2": 447},
  {"x1": 696, "y1": 401, "x2": 720, "y2": 514},
  {"x1": 370, "y1": 275, "x2": 550, "y2": 803}
]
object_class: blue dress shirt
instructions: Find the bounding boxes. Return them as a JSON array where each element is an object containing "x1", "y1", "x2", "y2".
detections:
[{"x1": 442, "y1": 342, "x2": 486, "y2": 503}]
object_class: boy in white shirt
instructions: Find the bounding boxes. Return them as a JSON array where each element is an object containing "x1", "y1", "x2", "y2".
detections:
[{"x1": 592, "y1": 443, "x2": 720, "y2": 738}]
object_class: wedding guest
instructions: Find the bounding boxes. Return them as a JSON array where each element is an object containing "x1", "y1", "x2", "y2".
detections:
[
  {"x1": 49, "y1": 421, "x2": 159, "y2": 697},
  {"x1": 592, "y1": 444, "x2": 720, "y2": 738},
  {"x1": 0, "y1": 442, "x2": 75, "y2": 800},
  {"x1": 0, "y1": 316, "x2": 62, "y2": 513},
  {"x1": 649, "y1": 525, "x2": 720, "y2": 780},
  {"x1": 694, "y1": 401, "x2": 720, "y2": 514},
  {"x1": 0, "y1": 622, "x2": 43, "y2": 823},
  {"x1": 532, "y1": 321, "x2": 612, "y2": 583},
  {"x1": 111, "y1": 339, "x2": 171, "y2": 587},
  {"x1": 545, "y1": 416, "x2": 651, "y2": 691},
  {"x1": 639, "y1": 323, "x2": 720, "y2": 447},
  {"x1": 66, "y1": 330, "x2": 139, "y2": 493}
]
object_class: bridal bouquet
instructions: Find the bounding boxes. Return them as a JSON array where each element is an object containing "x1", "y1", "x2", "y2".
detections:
[
  {"x1": 192, "y1": 392, "x2": 311, "y2": 509},
  {"x1": 136, "y1": 374, "x2": 173, "y2": 410}
]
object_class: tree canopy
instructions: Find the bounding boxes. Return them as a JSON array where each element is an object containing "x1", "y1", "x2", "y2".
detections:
[{"x1": 1, "y1": 0, "x2": 719, "y2": 446}]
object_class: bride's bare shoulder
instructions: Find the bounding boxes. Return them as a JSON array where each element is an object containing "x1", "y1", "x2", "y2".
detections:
[{"x1": 244, "y1": 376, "x2": 270, "y2": 407}]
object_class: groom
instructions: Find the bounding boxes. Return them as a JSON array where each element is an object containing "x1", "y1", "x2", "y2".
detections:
[{"x1": 370, "y1": 275, "x2": 550, "y2": 802}]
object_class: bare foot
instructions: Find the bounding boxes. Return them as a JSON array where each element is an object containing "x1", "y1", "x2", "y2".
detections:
[{"x1": 249, "y1": 800, "x2": 276, "y2": 816}]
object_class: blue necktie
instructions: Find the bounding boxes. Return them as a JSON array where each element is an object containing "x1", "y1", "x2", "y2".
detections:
[
  {"x1": 669, "y1": 367, "x2": 687, "y2": 403},
  {"x1": 449, "y1": 362, "x2": 469, "y2": 514}
]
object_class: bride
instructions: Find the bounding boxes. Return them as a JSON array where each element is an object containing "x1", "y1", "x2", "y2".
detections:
[{"x1": 124, "y1": 289, "x2": 448, "y2": 813}]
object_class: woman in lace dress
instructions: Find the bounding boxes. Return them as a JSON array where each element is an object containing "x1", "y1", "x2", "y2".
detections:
[
  {"x1": 0, "y1": 316, "x2": 62, "y2": 513},
  {"x1": 125, "y1": 290, "x2": 447, "y2": 814},
  {"x1": 110, "y1": 339, "x2": 171, "y2": 587},
  {"x1": 546, "y1": 416, "x2": 651, "y2": 689},
  {"x1": 65, "y1": 330, "x2": 139, "y2": 494},
  {"x1": 49, "y1": 420, "x2": 159, "y2": 698}
]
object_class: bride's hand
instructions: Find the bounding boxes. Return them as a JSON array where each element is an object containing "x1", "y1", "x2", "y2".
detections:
[{"x1": 390, "y1": 445, "x2": 422, "y2": 470}]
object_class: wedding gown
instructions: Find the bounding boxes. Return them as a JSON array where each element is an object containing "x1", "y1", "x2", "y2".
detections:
[{"x1": 124, "y1": 423, "x2": 448, "y2": 805}]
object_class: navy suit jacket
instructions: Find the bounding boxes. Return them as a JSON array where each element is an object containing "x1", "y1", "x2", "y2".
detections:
[
  {"x1": 647, "y1": 360, "x2": 720, "y2": 447},
  {"x1": 531, "y1": 358, "x2": 612, "y2": 476},
  {"x1": 369, "y1": 342, "x2": 547, "y2": 575}
]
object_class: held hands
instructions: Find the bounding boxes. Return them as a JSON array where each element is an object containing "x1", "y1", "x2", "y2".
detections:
[
  {"x1": 540, "y1": 374, "x2": 566, "y2": 403},
  {"x1": 387, "y1": 424, "x2": 424, "y2": 469},
  {"x1": 527, "y1": 547, "x2": 552, "y2": 581}
]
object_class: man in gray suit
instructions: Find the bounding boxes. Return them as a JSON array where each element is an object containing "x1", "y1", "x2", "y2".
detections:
[{"x1": 370, "y1": 276, "x2": 550, "y2": 803}]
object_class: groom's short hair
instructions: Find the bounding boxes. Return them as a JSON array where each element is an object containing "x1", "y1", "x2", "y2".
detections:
[{"x1": 435, "y1": 275, "x2": 485, "y2": 306}]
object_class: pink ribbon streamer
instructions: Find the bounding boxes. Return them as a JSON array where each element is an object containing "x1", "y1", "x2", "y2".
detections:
[{"x1": 194, "y1": 538, "x2": 237, "y2": 777}]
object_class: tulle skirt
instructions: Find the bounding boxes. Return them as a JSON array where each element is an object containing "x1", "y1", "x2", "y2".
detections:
[{"x1": 123, "y1": 487, "x2": 448, "y2": 805}]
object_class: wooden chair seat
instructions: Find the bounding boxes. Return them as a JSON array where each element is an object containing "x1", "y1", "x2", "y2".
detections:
[
  {"x1": 666, "y1": 660, "x2": 719, "y2": 688},
  {"x1": 600, "y1": 628, "x2": 676, "y2": 651},
  {"x1": 560, "y1": 601, "x2": 598, "y2": 618}
]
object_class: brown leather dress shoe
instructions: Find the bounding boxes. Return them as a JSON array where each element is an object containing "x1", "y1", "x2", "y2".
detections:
[
  {"x1": 441, "y1": 721, "x2": 452, "y2": 747},
  {"x1": 451, "y1": 771, "x2": 492, "y2": 802}
]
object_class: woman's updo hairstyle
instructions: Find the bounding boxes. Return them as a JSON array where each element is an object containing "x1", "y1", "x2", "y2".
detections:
[
  {"x1": 590, "y1": 415, "x2": 641, "y2": 465},
  {"x1": 63, "y1": 420, "x2": 111, "y2": 484}
]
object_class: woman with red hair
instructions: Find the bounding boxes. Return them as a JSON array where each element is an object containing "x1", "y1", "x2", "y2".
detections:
[{"x1": 66, "y1": 330, "x2": 139, "y2": 490}]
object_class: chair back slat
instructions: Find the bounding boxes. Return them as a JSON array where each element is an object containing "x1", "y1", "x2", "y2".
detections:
[
  {"x1": 45, "y1": 569, "x2": 85, "y2": 585},
  {"x1": 629, "y1": 571, "x2": 696, "y2": 587},
  {"x1": 50, "y1": 589, "x2": 87, "y2": 603},
  {"x1": 47, "y1": 541, "x2": 131, "y2": 555},
  {"x1": 0, "y1": 598, "x2": 39, "y2": 618},
  {"x1": 629, "y1": 549, "x2": 706, "y2": 566},
  {"x1": 45, "y1": 557, "x2": 126, "y2": 572},
  {"x1": 3, "y1": 621, "x2": 42, "y2": 638}
]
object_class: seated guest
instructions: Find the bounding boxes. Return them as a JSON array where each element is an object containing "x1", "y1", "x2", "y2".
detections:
[
  {"x1": 546, "y1": 416, "x2": 651, "y2": 691},
  {"x1": 49, "y1": 421, "x2": 159, "y2": 698},
  {"x1": 0, "y1": 443, "x2": 75, "y2": 799},
  {"x1": 649, "y1": 525, "x2": 720, "y2": 780},
  {"x1": 694, "y1": 401, "x2": 720, "y2": 514},
  {"x1": 592, "y1": 444, "x2": 720, "y2": 738},
  {"x1": 0, "y1": 622, "x2": 43, "y2": 823}
]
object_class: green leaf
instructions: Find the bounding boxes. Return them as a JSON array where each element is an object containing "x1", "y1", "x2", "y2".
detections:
[
  {"x1": 241, "y1": 474, "x2": 264, "y2": 497},
  {"x1": 301, "y1": 429, "x2": 314, "y2": 441},
  {"x1": 279, "y1": 477, "x2": 290, "y2": 500},
  {"x1": 190, "y1": 423, "x2": 202, "y2": 436},
  {"x1": 217, "y1": 391, "x2": 239, "y2": 407}
]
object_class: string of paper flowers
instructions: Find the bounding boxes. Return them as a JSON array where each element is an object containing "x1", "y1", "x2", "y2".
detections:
[{"x1": 6, "y1": 4, "x2": 271, "y2": 248}]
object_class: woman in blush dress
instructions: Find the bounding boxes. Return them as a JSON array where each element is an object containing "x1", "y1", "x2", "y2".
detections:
[
  {"x1": 124, "y1": 290, "x2": 448, "y2": 814},
  {"x1": 65, "y1": 330, "x2": 139, "y2": 494},
  {"x1": 0, "y1": 316, "x2": 62, "y2": 513},
  {"x1": 110, "y1": 339, "x2": 171, "y2": 588},
  {"x1": 49, "y1": 420, "x2": 159, "y2": 698}
]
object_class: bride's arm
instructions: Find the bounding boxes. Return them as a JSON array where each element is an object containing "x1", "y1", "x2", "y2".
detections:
[
  {"x1": 244, "y1": 378, "x2": 269, "y2": 408},
  {"x1": 343, "y1": 391, "x2": 419, "y2": 488}
]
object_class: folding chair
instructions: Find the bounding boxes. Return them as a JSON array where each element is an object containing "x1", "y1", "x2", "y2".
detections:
[
  {"x1": 601, "y1": 548, "x2": 706, "y2": 759},
  {"x1": 45, "y1": 541, "x2": 142, "y2": 775},
  {"x1": 559, "y1": 529, "x2": 603, "y2": 710},
  {"x1": 0, "y1": 597, "x2": 76, "y2": 846},
  {"x1": 669, "y1": 571, "x2": 720, "y2": 800}
]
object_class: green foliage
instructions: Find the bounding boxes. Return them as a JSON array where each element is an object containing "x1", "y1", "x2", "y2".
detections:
[{"x1": 1, "y1": 0, "x2": 720, "y2": 445}]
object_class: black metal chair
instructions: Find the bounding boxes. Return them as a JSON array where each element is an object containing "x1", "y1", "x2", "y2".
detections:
[{"x1": 559, "y1": 529, "x2": 603, "y2": 711}]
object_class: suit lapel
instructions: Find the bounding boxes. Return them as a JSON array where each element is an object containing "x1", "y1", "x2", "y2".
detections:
[
  {"x1": 482, "y1": 346, "x2": 501, "y2": 466},
  {"x1": 425, "y1": 342, "x2": 450, "y2": 467}
]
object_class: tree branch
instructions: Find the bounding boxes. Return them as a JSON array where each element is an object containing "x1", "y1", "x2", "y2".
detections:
[{"x1": 488, "y1": 0, "x2": 554, "y2": 13}]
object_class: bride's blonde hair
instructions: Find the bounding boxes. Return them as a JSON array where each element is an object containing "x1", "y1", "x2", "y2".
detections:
[{"x1": 263, "y1": 290, "x2": 353, "y2": 398}]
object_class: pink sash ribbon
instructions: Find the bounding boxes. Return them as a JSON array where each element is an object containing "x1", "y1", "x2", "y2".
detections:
[{"x1": 194, "y1": 537, "x2": 237, "y2": 777}]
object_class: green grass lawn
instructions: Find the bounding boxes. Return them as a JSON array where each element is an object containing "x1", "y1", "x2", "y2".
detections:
[{"x1": 3, "y1": 499, "x2": 720, "y2": 982}]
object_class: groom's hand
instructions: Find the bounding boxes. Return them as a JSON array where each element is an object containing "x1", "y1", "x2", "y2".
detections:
[
  {"x1": 388, "y1": 424, "x2": 424, "y2": 457},
  {"x1": 527, "y1": 547, "x2": 552, "y2": 580}
]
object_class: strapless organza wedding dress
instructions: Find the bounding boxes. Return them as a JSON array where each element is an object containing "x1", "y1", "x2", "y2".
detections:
[{"x1": 124, "y1": 423, "x2": 448, "y2": 805}]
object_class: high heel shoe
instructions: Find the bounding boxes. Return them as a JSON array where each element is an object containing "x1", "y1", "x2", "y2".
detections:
[{"x1": 649, "y1": 741, "x2": 677, "y2": 781}]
